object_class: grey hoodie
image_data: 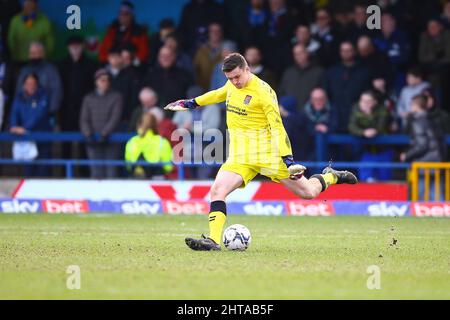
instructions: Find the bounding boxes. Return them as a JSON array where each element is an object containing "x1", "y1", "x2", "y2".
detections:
[{"x1": 396, "y1": 81, "x2": 430, "y2": 120}]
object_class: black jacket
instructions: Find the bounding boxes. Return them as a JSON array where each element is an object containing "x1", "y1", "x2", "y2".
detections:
[
  {"x1": 178, "y1": 0, "x2": 227, "y2": 54},
  {"x1": 58, "y1": 54, "x2": 98, "y2": 131},
  {"x1": 322, "y1": 62, "x2": 370, "y2": 132},
  {"x1": 405, "y1": 112, "x2": 445, "y2": 162},
  {"x1": 142, "y1": 65, "x2": 193, "y2": 110},
  {"x1": 109, "y1": 66, "x2": 141, "y2": 121}
]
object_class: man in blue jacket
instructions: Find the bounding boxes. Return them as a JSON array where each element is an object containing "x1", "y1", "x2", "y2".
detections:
[
  {"x1": 10, "y1": 72, "x2": 52, "y2": 176},
  {"x1": 15, "y1": 41, "x2": 62, "y2": 115},
  {"x1": 322, "y1": 41, "x2": 370, "y2": 133}
]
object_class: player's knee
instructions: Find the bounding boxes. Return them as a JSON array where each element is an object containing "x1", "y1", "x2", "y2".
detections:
[
  {"x1": 210, "y1": 184, "x2": 227, "y2": 200},
  {"x1": 296, "y1": 188, "x2": 316, "y2": 200},
  {"x1": 302, "y1": 192, "x2": 316, "y2": 200}
]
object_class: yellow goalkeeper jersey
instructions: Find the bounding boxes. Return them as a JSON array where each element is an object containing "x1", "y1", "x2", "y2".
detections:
[{"x1": 195, "y1": 74, "x2": 292, "y2": 164}]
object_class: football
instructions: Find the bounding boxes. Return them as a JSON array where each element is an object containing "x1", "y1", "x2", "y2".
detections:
[{"x1": 223, "y1": 224, "x2": 252, "y2": 251}]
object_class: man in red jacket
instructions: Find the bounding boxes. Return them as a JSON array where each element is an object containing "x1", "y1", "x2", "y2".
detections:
[{"x1": 98, "y1": 1, "x2": 149, "y2": 64}]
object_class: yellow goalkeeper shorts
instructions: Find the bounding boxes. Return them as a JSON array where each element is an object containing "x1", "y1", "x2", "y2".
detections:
[{"x1": 219, "y1": 159, "x2": 290, "y2": 188}]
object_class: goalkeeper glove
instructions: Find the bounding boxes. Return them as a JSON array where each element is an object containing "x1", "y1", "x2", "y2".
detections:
[
  {"x1": 164, "y1": 99, "x2": 198, "y2": 111},
  {"x1": 282, "y1": 155, "x2": 306, "y2": 180}
]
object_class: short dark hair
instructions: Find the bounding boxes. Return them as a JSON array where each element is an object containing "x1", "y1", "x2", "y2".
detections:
[
  {"x1": 121, "y1": 42, "x2": 136, "y2": 54},
  {"x1": 66, "y1": 35, "x2": 84, "y2": 45},
  {"x1": 108, "y1": 45, "x2": 122, "y2": 56},
  {"x1": 159, "y1": 18, "x2": 175, "y2": 30},
  {"x1": 411, "y1": 94, "x2": 428, "y2": 110},
  {"x1": 407, "y1": 66, "x2": 424, "y2": 79},
  {"x1": 23, "y1": 72, "x2": 39, "y2": 85},
  {"x1": 222, "y1": 53, "x2": 247, "y2": 73}
]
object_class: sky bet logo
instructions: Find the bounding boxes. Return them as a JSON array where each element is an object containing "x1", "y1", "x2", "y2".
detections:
[
  {"x1": 243, "y1": 202, "x2": 284, "y2": 216},
  {"x1": 0, "y1": 199, "x2": 88, "y2": 214},
  {"x1": 0, "y1": 199, "x2": 40, "y2": 213},
  {"x1": 121, "y1": 201, "x2": 160, "y2": 215},
  {"x1": 368, "y1": 202, "x2": 409, "y2": 217}
]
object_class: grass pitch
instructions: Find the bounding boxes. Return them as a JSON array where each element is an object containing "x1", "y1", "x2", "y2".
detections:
[{"x1": 0, "y1": 214, "x2": 449, "y2": 299}]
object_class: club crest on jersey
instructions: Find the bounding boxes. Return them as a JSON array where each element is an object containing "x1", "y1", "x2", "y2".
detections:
[{"x1": 244, "y1": 95, "x2": 252, "y2": 105}]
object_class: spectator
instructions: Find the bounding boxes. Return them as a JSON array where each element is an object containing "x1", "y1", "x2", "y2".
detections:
[
  {"x1": 79, "y1": 69, "x2": 123, "y2": 178},
  {"x1": 130, "y1": 104, "x2": 178, "y2": 180},
  {"x1": 286, "y1": 0, "x2": 313, "y2": 24},
  {"x1": 310, "y1": 8, "x2": 338, "y2": 67},
  {"x1": 121, "y1": 43, "x2": 146, "y2": 77},
  {"x1": 404, "y1": 1, "x2": 442, "y2": 35},
  {"x1": 178, "y1": 0, "x2": 227, "y2": 55},
  {"x1": 143, "y1": 46, "x2": 193, "y2": 110},
  {"x1": 279, "y1": 44, "x2": 324, "y2": 110},
  {"x1": 146, "y1": 106, "x2": 179, "y2": 180},
  {"x1": 241, "y1": 0, "x2": 269, "y2": 49},
  {"x1": 302, "y1": 88, "x2": 337, "y2": 161},
  {"x1": 149, "y1": 18, "x2": 176, "y2": 65},
  {"x1": 164, "y1": 34, "x2": 195, "y2": 76},
  {"x1": 357, "y1": 35, "x2": 394, "y2": 86},
  {"x1": 351, "y1": 3, "x2": 374, "y2": 41},
  {"x1": 418, "y1": 18, "x2": 450, "y2": 105},
  {"x1": 16, "y1": 42, "x2": 62, "y2": 115},
  {"x1": 210, "y1": 40, "x2": 237, "y2": 91},
  {"x1": 128, "y1": 87, "x2": 158, "y2": 132},
  {"x1": 193, "y1": 22, "x2": 224, "y2": 91},
  {"x1": 0, "y1": 0, "x2": 21, "y2": 59},
  {"x1": 400, "y1": 94, "x2": 446, "y2": 199},
  {"x1": 223, "y1": 0, "x2": 249, "y2": 42},
  {"x1": 172, "y1": 85, "x2": 221, "y2": 179},
  {"x1": 7, "y1": 0, "x2": 54, "y2": 63},
  {"x1": 348, "y1": 91, "x2": 392, "y2": 181},
  {"x1": 371, "y1": 76, "x2": 398, "y2": 133},
  {"x1": 58, "y1": 35, "x2": 97, "y2": 133},
  {"x1": 262, "y1": 0, "x2": 296, "y2": 75},
  {"x1": 58, "y1": 35, "x2": 97, "y2": 174},
  {"x1": 333, "y1": 6, "x2": 356, "y2": 43},
  {"x1": 418, "y1": 88, "x2": 450, "y2": 135},
  {"x1": 0, "y1": 88, "x2": 4, "y2": 130},
  {"x1": 0, "y1": 46, "x2": 14, "y2": 123},
  {"x1": 98, "y1": 1, "x2": 149, "y2": 64},
  {"x1": 442, "y1": 2, "x2": 450, "y2": 29},
  {"x1": 106, "y1": 47, "x2": 140, "y2": 122},
  {"x1": 148, "y1": 106, "x2": 177, "y2": 148},
  {"x1": 244, "y1": 45, "x2": 278, "y2": 91},
  {"x1": 291, "y1": 25, "x2": 321, "y2": 61},
  {"x1": 373, "y1": 13, "x2": 411, "y2": 90},
  {"x1": 125, "y1": 112, "x2": 173, "y2": 179},
  {"x1": 322, "y1": 41, "x2": 370, "y2": 132},
  {"x1": 396, "y1": 67, "x2": 430, "y2": 128},
  {"x1": 278, "y1": 95, "x2": 302, "y2": 159},
  {"x1": 9, "y1": 73, "x2": 52, "y2": 176},
  {"x1": 209, "y1": 41, "x2": 236, "y2": 135}
]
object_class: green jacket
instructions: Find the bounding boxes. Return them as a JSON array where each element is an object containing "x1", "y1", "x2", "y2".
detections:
[
  {"x1": 8, "y1": 12, "x2": 54, "y2": 62},
  {"x1": 348, "y1": 105, "x2": 389, "y2": 137},
  {"x1": 125, "y1": 130, "x2": 173, "y2": 175}
]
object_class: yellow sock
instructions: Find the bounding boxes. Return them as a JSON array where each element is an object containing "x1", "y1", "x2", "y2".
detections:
[
  {"x1": 208, "y1": 211, "x2": 226, "y2": 244},
  {"x1": 322, "y1": 172, "x2": 338, "y2": 189}
]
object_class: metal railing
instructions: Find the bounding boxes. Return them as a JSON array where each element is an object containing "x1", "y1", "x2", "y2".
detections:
[
  {"x1": 410, "y1": 162, "x2": 450, "y2": 201},
  {"x1": 315, "y1": 133, "x2": 450, "y2": 161},
  {"x1": 0, "y1": 132, "x2": 448, "y2": 180},
  {"x1": 0, "y1": 158, "x2": 411, "y2": 180}
]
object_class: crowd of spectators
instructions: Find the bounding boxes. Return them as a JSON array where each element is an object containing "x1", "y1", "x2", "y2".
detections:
[{"x1": 0, "y1": 0, "x2": 449, "y2": 181}]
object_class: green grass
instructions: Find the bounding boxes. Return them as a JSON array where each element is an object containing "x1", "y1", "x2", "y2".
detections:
[{"x1": 0, "y1": 214, "x2": 449, "y2": 299}]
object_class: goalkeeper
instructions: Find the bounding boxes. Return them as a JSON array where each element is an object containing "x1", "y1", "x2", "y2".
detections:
[{"x1": 165, "y1": 53, "x2": 357, "y2": 251}]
